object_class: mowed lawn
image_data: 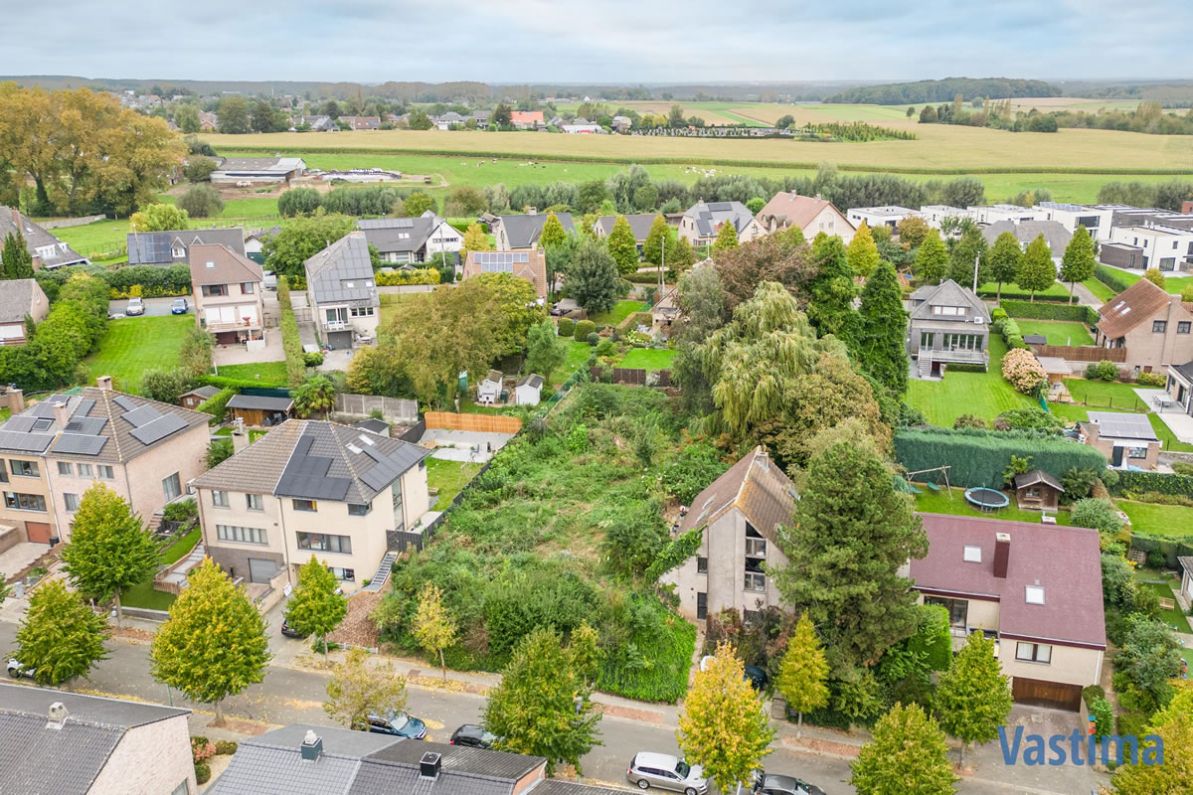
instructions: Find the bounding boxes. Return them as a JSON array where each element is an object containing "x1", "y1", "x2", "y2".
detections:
[
  {"x1": 915, "y1": 487, "x2": 1071, "y2": 525},
  {"x1": 122, "y1": 527, "x2": 202, "y2": 610},
  {"x1": 216, "y1": 361, "x2": 290, "y2": 386},
  {"x1": 1015, "y1": 320, "x2": 1094, "y2": 346},
  {"x1": 85, "y1": 315, "x2": 193, "y2": 394},
  {"x1": 1133, "y1": 570, "x2": 1193, "y2": 633},
  {"x1": 590, "y1": 300, "x2": 649, "y2": 326},
  {"x1": 1063, "y1": 378, "x2": 1149, "y2": 412},
  {"x1": 1120, "y1": 500, "x2": 1193, "y2": 539},
  {"x1": 552, "y1": 340, "x2": 594, "y2": 388},
  {"x1": 1096, "y1": 265, "x2": 1193, "y2": 296},
  {"x1": 905, "y1": 336, "x2": 1036, "y2": 427},
  {"x1": 618, "y1": 347, "x2": 676, "y2": 371},
  {"x1": 425, "y1": 458, "x2": 483, "y2": 511}
]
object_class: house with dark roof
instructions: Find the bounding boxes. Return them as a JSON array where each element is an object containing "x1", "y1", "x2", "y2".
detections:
[
  {"x1": 1012, "y1": 469, "x2": 1064, "y2": 512},
  {"x1": 189, "y1": 243, "x2": 265, "y2": 344},
  {"x1": 678, "y1": 201, "x2": 764, "y2": 249},
  {"x1": 338, "y1": 116, "x2": 382, "y2": 131},
  {"x1": 493, "y1": 213, "x2": 576, "y2": 251},
  {"x1": 358, "y1": 213, "x2": 463, "y2": 265},
  {"x1": 1079, "y1": 411, "x2": 1161, "y2": 470},
  {"x1": 0, "y1": 683, "x2": 193, "y2": 795},
  {"x1": 662, "y1": 447, "x2": 798, "y2": 622},
  {"x1": 755, "y1": 191, "x2": 855, "y2": 243},
  {"x1": 193, "y1": 419, "x2": 431, "y2": 589},
  {"x1": 1095, "y1": 278, "x2": 1193, "y2": 375},
  {"x1": 305, "y1": 232, "x2": 380, "y2": 350},
  {"x1": 980, "y1": 220, "x2": 1073, "y2": 268},
  {"x1": 911, "y1": 515, "x2": 1106, "y2": 711},
  {"x1": 905, "y1": 279, "x2": 991, "y2": 378},
  {"x1": 0, "y1": 206, "x2": 89, "y2": 270},
  {"x1": 0, "y1": 278, "x2": 49, "y2": 346},
  {"x1": 592, "y1": 214, "x2": 658, "y2": 250},
  {"x1": 462, "y1": 249, "x2": 548, "y2": 301},
  {"x1": 0, "y1": 378, "x2": 210, "y2": 546},
  {"x1": 127, "y1": 228, "x2": 246, "y2": 266},
  {"x1": 210, "y1": 157, "x2": 306, "y2": 184},
  {"x1": 1165, "y1": 359, "x2": 1193, "y2": 417}
]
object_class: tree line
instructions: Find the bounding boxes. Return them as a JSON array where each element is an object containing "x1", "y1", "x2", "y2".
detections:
[{"x1": 828, "y1": 77, "x2": 1060, "y2": 105}]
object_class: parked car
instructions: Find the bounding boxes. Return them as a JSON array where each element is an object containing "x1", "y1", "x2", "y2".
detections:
[
  {"x1": 171, "y1": 298, "x2": 189, "y2": 314},
  {"x1": 7, "y1": 658, "x2": 34, "y2": 679},
  {"x1": 627, "y1": 752, "x2": 707, "y2": 795},
  {"x1": 280, "y1": 620, "x2": 306, "y2": 639},
  {"x1": 753, "y1": 771, "x2": 826, "y2": 795},
  {"x1": 125, "y1": 297, "x2": 145, "y2": 316},
  {"x1": 366, "y1": 711, "x2": 427, "y2": 740},
  {"x1": 450, "y1": 724, "x2": 496, "y2": 749},
  {"x1": 699, "y1": 656, "x2": 769, "y2": 691},
  {"x1": 263, "y1": 271, "x2": 278, "y2": 291}
]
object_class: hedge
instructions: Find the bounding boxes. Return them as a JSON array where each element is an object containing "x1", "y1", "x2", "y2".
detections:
[
  {"x1": 376, "y1": 268, "x2": 441, "y2": 286},
  {"x1": 198, "y1": 374, "x2": 286, "y2": 390},
  {"x1": 277, "y1": 277, "x2": 307, "y2": 387},
  {"x1": 1000, "y1": 299, "x2": 1099, "y2": 325},
  {"x1": 1095, "y1": 264, "x2": 1132, "y2": 295},
  {"x1": 894, "y1": 428, "x2": 1107, "y2": 489},
  {"x1": 195, "y1": 387, "x2": 236, "y2": 423},
  {"x1": 104, "y1": 264, "x2": 192, "y2": 298},
  {"x1": 1129, "y1": 535, "x2": 1193, "y2": 568},
  {"x1": 978, "y1": 286, "x2": 1077, "y2": 303},
  {"x1": 1109, "y1": 471, "x2": 1193, "y2": 499}
]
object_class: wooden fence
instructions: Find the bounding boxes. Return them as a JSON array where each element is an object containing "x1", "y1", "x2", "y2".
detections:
[
  {"x1": 593, "y1": 368, "x2": 673, "y2": 387},
  {"x1": 1030, "y1": 344, "x2": 1127, "y2": 363},
  {"x1": 424, "y1": 411, "x2": 523, "y2": 434}
]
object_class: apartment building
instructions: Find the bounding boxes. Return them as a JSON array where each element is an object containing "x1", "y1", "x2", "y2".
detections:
[{"x1": 188, "y1": 243, "x2": 265, "y2": 344}]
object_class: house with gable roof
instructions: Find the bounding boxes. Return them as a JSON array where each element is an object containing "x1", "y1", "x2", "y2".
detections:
[
  {"x1": 493, "y1": 213, "x2": 576, "y2": 251},
  {"x1": 677, "y1": 201, "x2": 764, "y2": 249},
  {"x1": 755, "y1": 191, "x2": 855, "y2": 243},
  {"x1": 304, "y1": 232, "x2": 379, "y2": 350},
  {"x1": 127, "y1": 228, "x2": 246, "y2": 266},
  {"x1": 357, "y1": 213, "x2": 462, "y2": 265},
  {"x1": 0, "y1": 279, "x2": 49, "y2": 346},
  {"x1": 0, "y1": 206, "x2": 89, "y2": 270},
  {"x1": 1095, "y1": 278, "x2": 1193, "y2": 375},
  {"x1": 905, "y1": 279, "x2": 991, "y2": 378},
  {"x1": 188, "y1": 243, "x2": 264, "y2": 344}
]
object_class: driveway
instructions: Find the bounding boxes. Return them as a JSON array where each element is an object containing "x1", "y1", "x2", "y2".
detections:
[{"x1": 107, "y1": 296, "x2": 182, "y2": 318}]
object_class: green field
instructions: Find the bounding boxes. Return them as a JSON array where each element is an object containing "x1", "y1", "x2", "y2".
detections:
[
  {"x1": 590, "y1": 300, "x2": 649, "y2": 326},
  {"x1": 915, "y1": 486, "x2": 1071, "y2": 525},
  {"x1": 617, "y1": 347, "x2": 676, "y2": 371},
  {"x1": 215, "y1": 361, "x2": 289, "y2": 385},
  {"x1": 905, "y1": 336, "x2": 1036, "y2": 427},
  {"x1": 425, "y1": 458, "x2": 483, "y2": 511},
  {"x1": 1015, "y1": 320, "x2": 1094, "y2": 346},
  {"x1": 1121, "y1": 500, "x2": 1193, "y2": 540},
  {"x1": 85, "y1": 315, "x2": 193, "y2": 394}
]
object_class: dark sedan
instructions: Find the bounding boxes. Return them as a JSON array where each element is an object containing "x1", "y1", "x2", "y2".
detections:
[
  {"x1": 450, "y1": 723, "x2": 497, "y2": 749},
  {"x1": 754, "y1": 772, "x2": 825, "y2": 795},
  {"x1": 280, "y1": 620, "x2": 307, "y2": 639},
  {"x1": 366, "y1": 711, "x2": 427, "y2": 740}
]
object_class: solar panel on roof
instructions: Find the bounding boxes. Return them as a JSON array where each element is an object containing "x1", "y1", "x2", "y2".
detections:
[
  {"x1": 71, "y1": 398, "x2": 96, "y2": 417},
  {"x1": 30, "y1": 400, "x2": 64, "y2": 418},
  {"x1": 113, "y1": 395, "x2": 139, "y2": 411},
  {"x1": 2, "y1": 416, "x2": 38, "y2": 433},
  {"x1": 51, "y1": 433, "x2": 108, "y2": 456},
  {"x1": 129, "y1": 414, "x2": 188, "y2": 445},
  {"x1": 65, "y1": 417, "x2": 107, "y2": 435},
  {"x1": 121, "y1": 405, "x2": 161, "y2": 427},
  {"x1": 0, "y1": 430, "x2": 54, "y2": 453}
]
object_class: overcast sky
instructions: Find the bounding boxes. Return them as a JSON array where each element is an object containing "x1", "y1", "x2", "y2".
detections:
[{"x1": 4, "y1": 0, "x2": 1187, "y2": 83}]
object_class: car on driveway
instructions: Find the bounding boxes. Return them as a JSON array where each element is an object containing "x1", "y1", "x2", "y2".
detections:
[
  {"x1": 627, "y1": 752, "x2": 707, "y2": 794},
  {"x1": 450, "y1": 724, "x2": 497, "y2": 749},
  {"x1": 7, "y1": 658, "x2": 34, "y2": 679},
  {"x1": 280, "y1": 619, "x2": 306, "y2": 639},
  {"x1": 366, "y1": 711, "x2": 427, "y2": 740},
  {"x1": 125, "y1": 297, "x2": 145, "y2": 316},
  {"x1": 171, "y1": 297, "x2": 189, "y2": 314},
  {"x1": 753, "y1": 771, "x2": 826, "y2": 795}
]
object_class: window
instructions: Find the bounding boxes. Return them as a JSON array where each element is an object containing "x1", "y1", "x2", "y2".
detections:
[
  {"x1": 696, "y1": 592, "x2": 708, "y2": 620},
  {"x1": 297, "y1": 532, "x2": 352, "y2": 554},
  {"x1": 9, "y1": 460, "x2": 38, "y2": 478},
  {"x1": 963, "y1": 545, "x2": 982, "y2": 563},
  {"x1": 201, "y1": 284, "x2": 228, "y2": 297},
  {"x1": 350, "y1": 306, "x2": 375, "y2": 318},
  {"x1": 162, "y1": 473, "x2": 181, "y2": 501},
  {"x1": 63, "y1": 493, "x2": 80, "y2": 512},
  {"x1": 330, "y1": 567, "x2": 356, "y2": 581},
  {"x1": 919, "y1": 332, "x2": 935, "y2": 349},
  {"x1": 97, "y1": 465, "x2": 113, "y2": 480},
  {"x1": 1128, "y1": 446, "x2": 1149, "y2": 459},
  {"x1": 1153, "y1": 320, "x2": 1168, "y2": 333},
  {"x1": 1025, "y1": 585, "x2": 1046, "y2": 605},
  {"x1": 1015, "y1": 642, "x2": 1052, "y2": 664},
  {"x1": 0, "y1": 466, "x2": 6, "y2": 483},
  {"x1": 241, "y1": 282, "x2": 256, "y2": 294},
  {"x1": 78, "y1": 463, "x2": 94, "y2": 478},
  {"x1": 292, "y1": 499, "x2": 317, "y2": 512},
  {"x1": 926, "y1": 596, "x2": 969, "y2": 627},
  {"x1": 932, "y1": 305, "x2": 966, "y2": 317},
  {"x1": 348, "y1": 502, "x2": 372, "y2": 516},
  {"x1": 745, "y1": 536, "x2": 767, "y2": 558},
  {"x1": 57, "y1": 462, "x2": 73, "y2": 476},
  {"x1": 1179, "y1": 321, "x2": 1191, "y2": 335},
  {"x1": 744, "y1": 572, "x2": 767, "y2": 592},
  {"x1": 696, "y1": 556, "x2": 708, "y2": 574},
  {"x1": 246, "y1": 493, "x2": 263, "y2": 511},
  {"x1": 216, "y1": 525, "x2": 268, "y2": 545},
  {"x1": 211, "y1": 490, "x2": 229, "y2": 507},
  {"x1": 3, "y1": 492, "x2": 46, "y2": 512}
]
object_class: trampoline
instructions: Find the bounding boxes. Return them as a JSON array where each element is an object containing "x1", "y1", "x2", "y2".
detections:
[{"x1": 964, "y1": 487, "x2": 1010, "y2": 512}]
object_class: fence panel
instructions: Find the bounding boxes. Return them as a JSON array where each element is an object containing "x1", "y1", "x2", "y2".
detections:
[
  {"x1": 424, "y1": 411, "x2": 522, "y2": 434},
  {"x1": 335, "y1": 393, "x2": 419, "y2": 423},
  {"x1": 1030, "y1": 344, "x2": 1127, "y2": 363}
]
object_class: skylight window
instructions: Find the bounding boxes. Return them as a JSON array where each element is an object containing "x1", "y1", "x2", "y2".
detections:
[
  {"x1": 963, "y1": 545, "x2": 982, "y2": 563},
  {"x1": 1025, "y1": 585, "x2": 1046, "y2": 605}
]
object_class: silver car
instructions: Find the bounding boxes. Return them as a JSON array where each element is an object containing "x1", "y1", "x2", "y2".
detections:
[{"x1": 628, "y1": 752, "x2": 708, "y2": 795}]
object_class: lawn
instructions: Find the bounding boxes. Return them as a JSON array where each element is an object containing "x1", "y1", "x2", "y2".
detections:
[
  {"x1": 979, "y1": 281, "x2": 1077, "y2": 301},
  {"x1": 121, "y1": 527, "x2": 201, "y2": 611},
  {"x1": 215, "y1": 361, "x2": 290, "y2": 386},
  {"x1": 1150, "y1": 413, "x2": 1193, "y2": 453},
  {"x1": 1082, "y1": 277, "x2": 1118, "y2": 302},
  {"x1": 1063, "y1": 378, "x2": 1149, "y2": 412},
  {"x1": 589, "y1": 300, "x2": 649, "y2": 327},
  {"x1": 905, "y1": 336, "x2": 1036, "y2": 427},
  {"x1": 1015, "y1": 320, "x2": 1094, "y2": 346},
  {"x1": 84, "y1": 315, "x2": 193, "y2": 394},
  {"x1": 617, "y1": 347, "x2": 677, "y2": 371},
  {"x1": 1096, "y1": 265, "x2": 1193, "y2": 296},
  {"x1": 1119, "y1": 500, "x2": 1193, "y2": 539},
  {"x1": 1133, "y1": 569, "x2": 1193, "y2": 633},
  {"x1": 425, "y1": 458, "x2": 483, "y2": 511},
  {"x1": 915, "y1": 486, "x2": 1072, "y2": 525},
  {"x1": 552, "y1": 340, "x2": 594, "y2": 388}
]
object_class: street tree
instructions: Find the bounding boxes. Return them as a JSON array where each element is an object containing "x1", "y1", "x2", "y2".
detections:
[
  {"x1": 712, "y1": 222, "x2": 740, "y2": 255},
  {"x1": 151, "y1": 558, "x2": 270, "y2": 725},
  {"x1": 14, "y1": 579, "x2": 108, "y2": 687},
  {"x1": 325, "y1": 647, "x2": 408, "y2": 730},
  {"x1": 934, "y1": 632, "x2": 1012, "y2": 766},
  {"x1": 1, "y1": 232, "x2": 33, "y2": 279},
  {"x1": 855, "y1": 261, "x2": 909, "y2": 395},
  {"x1": 846, "y1": 222, "x2": 881, "y2": 278},
  {"x1": 914, "y1": 229, "x2": 949, "y2": 284},
  {"x1": 412, "y1": 582, "x2": 457, "y2": 681},
  {"x1": 1015, "y1": 235, "x2": 1056, "y2": 301},
  {"x1": 565, "y1": 237, "x2": 621, "y2": 315},
  {"x1": 775, "y1": 613, "x2": 830, "y2": 736},
  {"x1": 1060, "y1": 226, "x2": 1097, "y2": 300},
  {"x1": 807, "y1": 233, "x2": 856, "y2": 341},
  {"x1": 987, "y1": 232, "x2": 1023, "y2": 301},
  {"x1": 539, "y1": 212, "x2": 568, "y2": 251},
  {"x1": 606, "y1": 215, "x2": 639, "y2": 276},
  {"x1": 642, "y1": 214, "x2": 672, "y2": 267},
  {"x1": 1111, "y1": 682, "x2": 1193, "y2": 794},
  {"x1": 525, "y1": 319, "x2": 567, "y2": 382},
  {"x1": 284, "y1": 558, "x2": 347, "y2": 661},
  {"x1": 292, "y1": 374, "x2": 337, "y2": 419},
  {"x1": 129, "y1": 203, "x2": 189, "y2": 232},
  {"x1": 61, "y1": 483, "x2": 160, "y2": 627},
  {"x1": 678, "y1": 640, "x2": 774, "y2": 794},
  {"x1": 851, "y1": 703, "x2": 957, "y2": 795},
  {"x1": 484, "y1": 627, "x2": 600, "y2": 775}
]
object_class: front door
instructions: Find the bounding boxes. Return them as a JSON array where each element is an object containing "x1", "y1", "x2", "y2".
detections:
[
  {"x1": 247, "y1": 557, "x2": 278, "y2": 584},
  {"x1": 1112, "y1": 446, "x2": 1125, "y2": 467},
  {"x1": 25, "y1": 521, "x2": 51, "y2": 544}
]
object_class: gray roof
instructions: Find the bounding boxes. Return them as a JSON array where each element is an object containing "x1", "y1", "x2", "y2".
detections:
[
  {"x1": 1086, "y1": 412, "x2": 1159, "y2": 442},
  {"x1": 357, "y1": 216, "x2": 439, "y2": 255},
  {"x1": 496, "y1": 213, "x2": 575, "y2": 249},
  {"x1": 517, "y1": 374, "x2": 544, "y2": 390},
  {"x1": 1171, "y1": 360, "x2": 1193, "y2": 384},
  {"x1": 908, "y1": 279, "x2": 990, "y2": 322},
  {"x1": 593, "y1": 214, "x2": 658, "y2": 242},
  {"x1": 304, "y1": 232, "x2": 379, "y2": 307},
  {"x1": 189, "y1": 243, "x2": 263, "y2": 287},
  {"x1": 181, "y1": 385, "x2": 221, "y2": 401},
  {"x1": 127, "y1": 228, "x2": 246, "y2": 265},
  {"x1": 194, "y1": 419, "x2": 430, "y2": 505},
  {"x1": 212, "y1": 157, "x2": 306, "y2": 176},
  {"x1": 1013, "y1": 469, "x2": 1064, "y2": 491},
  {"x1": 0, "y1": 206, "x2": 88, "y2": 269},
  {"x1": 0, "y1": 684, "x2": 189, "y2": 795},
  {"x1": 0, "y1": 278, "x2": 47, "y2": 325},
  {"x1": 226, "y1": 394, "x2": 294, "y2": 412},
  {"x1": 683, "y1": 201, "x2": 755, "y2": 237},
  {"x1": 981, "y1": 220, "x2": 1073, "y2": 258}
]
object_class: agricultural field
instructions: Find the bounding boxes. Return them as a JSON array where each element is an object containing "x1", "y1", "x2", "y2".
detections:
[{"x1": 84, "y1": 315, "x2": 193, "y2": 394}]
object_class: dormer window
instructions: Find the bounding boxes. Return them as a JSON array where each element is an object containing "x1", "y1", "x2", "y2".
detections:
[
  {"x1": 963, "y1": 545, "x2": 982, "y2": 563},
  {"x1": 1025, "y1": 585, "x2": 1045, "y2": 605}
]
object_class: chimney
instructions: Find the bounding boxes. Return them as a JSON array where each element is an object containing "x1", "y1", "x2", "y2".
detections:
[
  {"x1": 7, "y1": 387, "x2": 24, "y2": 413},
  {"x1": 993, "y1": 532, "x2": 1011, "y2": 579},
  {"x1": 231, "y1": 418, "x2": 250, "y2": 454},
  {"x1": 46, "y1": 702, "x2": 68, "y2": 730},
  {"x1": 300, "y1": 729, "x2": 322, "y2": 761},
  {"x1": 53, "y1": 400, "x2": 70, "y2": 430},
  {"x1": 419, "y1": 751, "x2": 442, "y2": 779},
  {"x1": 96, "y1": 375, "x2": 113, "y2": 391}
]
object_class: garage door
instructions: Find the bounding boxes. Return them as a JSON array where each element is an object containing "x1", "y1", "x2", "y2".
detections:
[
  {"x1": 327, "y1": 330, "x2": 353, "y2": 350},
  {"x1": 25, "y1": 522, "x2": 52, "y2": 545},
  {"x1": 247, "y1": 557, "x2": 278, "y2": 584},
  {"x1": 1012, "y1": 677, "x2": 1083, "y2": 711}
]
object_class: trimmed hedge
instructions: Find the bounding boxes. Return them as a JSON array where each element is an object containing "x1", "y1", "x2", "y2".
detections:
[
  {"x1": 105, "y1": 265, "x2": 192, "y2": 298},
  {"x1": 195, "y1": 387, "x2": 236, "y2": 423},
  {"x1": 894, "y1": 428, "x2": 1107, "y2": 489},
  {"x1": 1130, "y1": 535, "x2": 1193, "y2": 568},
  {"x1": 376, "y1": 268, "x2": 440, "y2": 286},
  {"x1": 1109, "y1": 471, "x2": 1193, "y2": 499},
  {"x1": 556, "y1": 317, "x2": 575, "y2": 337},
  {"x1": 277, "y1": 276, "x2": 307, "y2": 387},
  {"x1": 1000, "y1": 299, "x2": 1099, "y2": 325},
  {"x1": 979, "y1": 286, "x2": 1076, "y2": 303}
]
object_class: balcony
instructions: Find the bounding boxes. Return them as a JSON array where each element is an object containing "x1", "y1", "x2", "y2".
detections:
[
  {"x1": 323, "y1": 319, "x2": 352, "y2": 332},
  {"x1": 205, "y1": 318, "x2": 261, "y2": 333},
  {"x1": 925, "y1": 348, "x2": 989, "y2": 366}
]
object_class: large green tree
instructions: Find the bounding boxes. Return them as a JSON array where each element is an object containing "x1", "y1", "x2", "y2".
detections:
[
  {"x1": 525, "y1": 319, "x2": 567, "y2": 382},
  {"x1": 1060, "y1": 226, "x2": 1097, "y2": 300},
  {"x1": 807, "y1": 234, "x2": 856, "y2": 340},
  {"x1": 934, "y1": 632, "x2": 1012, "y2": 766},
  {"x1": 642, "y1": 214, "x2": 672, "y2": 267},
  {"x1": 284, "y1": 558, "x2": 347, "y2": 660},
  {"x1": 914, "y1": 229, "x2": 949, "y2": 285},
  {"x1": 851, "y1": 703, "x2": 957, "y2": 795},
  {"x1": 986, "y1": 231, "x2": 1023, "y2": 301},
  {"x1": 539, "y1": 212, "x2": 568, "y2": 251},
  {"x1": 606, "y1": 215, "x2": 639, "y2": 276},
  {"x1": 174, "y1": 104, "x2": 200, "y2": 134},
  {"x1": 325, "y1": 648, "x2": 408, "y2": 730},
  {"x1": 1112, "y1": 683, "x2": 1193, "y2": 794},
  {"x1": 775, "y1": 613, "x2": 830, "y2": 735},
  {"x1": 947, "y1": 225, "x2": 988, "y2": 288},
  {"x1": 484, "y1": 627, "x2": 600, "y2": 775},
  {"x1": 847, "y1": 222, "x2": 881, "y2": 278},
  {"x1": 129, "y1": 203, "x2": 189, "y2": 232},
  {"x1": 292, "y1": 374, "x2": 337, "y2": 419},
  {"x1": 776, "y1": 440, "x2": 927, "y2": 673},
  {"x1": 61, "y1": 483, "x2": 160, "y2": 628},
  {"x1": 14, "y1": 580, "x2": 108, "y2": 687},
  {"x1": 216, "y1": 95, "x2": 251, "y2": 134},
  {"x1": 263, "y1": 213, "x2": 356, "y2": 278},
  {"x1": 678, "y1": 641, "x2": 774, "y2": 793},
  {"x1": 151, "y1": 558, "x2": 270, "y2": 725},
  {"x1": 855, "y1": 261, "x2": 908, "y2": 395},
  {"x1": 1015, "y1": 235, "x2": 1056, "y2": 301},
  {"x1": 1, "y1": 231, "x2": 33, "y2": 279},
  {"x1": 565, "y1": 237, "x2": 621, "y2": 315},
  {"x1": 712, "y1": 222, "x2": 740, "y2": 255}
]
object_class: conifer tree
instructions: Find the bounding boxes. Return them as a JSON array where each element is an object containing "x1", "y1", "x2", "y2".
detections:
[
  {"x1": 539, "y1": 212, "x2": 568, "y2": 251},
  {"x1": 855, "y1": 261, "x2": 909, "y2": 395},
  {"x1": 712, "y1": 221, "x2": 739, "y2": 255},
  {"x1": 807, "y1": 233, "x2": 856, "y2": 340},
  {"x1": 1, "y1": 231, "x2": 33, "y2": 279}
]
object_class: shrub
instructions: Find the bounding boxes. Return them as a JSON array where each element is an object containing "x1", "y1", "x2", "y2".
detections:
[
  {"x1": 176, "y1": 184, "x2": 224, "y2": 218},
  {"x1": 573, "y1": 320, "x2": 596, "y2": 340},
  {"x1": 195, "y1": 387, "x2": 235, "y2": 422},
  {"x1": 190, "y1": 737, "x2": 215, "y2": 764},
  {"x1": 1061, "y1": 467, "x2": 1100, "y2": 501},
  {"x1": 894, "y1": 428, "x2": 1107, "y2": 489},
  {"x1": 991, "y1": 306, "x2": 1008, "y2": 322},
  {"x1": 1110, "y1": 471, "x2": 1193, "y2": 500},
  {"x1": 303, "y1": 351, "x2": 324, "y2": 367},
  {"x1": 1000, "y1": 299, "x2": 1099, "y2": 324},
  {"x1": 1086, "y1": 360, "x2": 1120, "y2": 381},
  {"x1": 1173, "y1": 462, "x2": 1193, "y2": 476},
  {"x1": 1095, "y1": 264, "x2": 1132, "y2": 293},
  {"x1": 557, "y1": 317, "x2": 575, "y2": 337},
  {"x1": 194, "y1": 762, "x2": 211, "y2": 785},
  {"x1": 141, "y1": 369, "x2": 195, "y2": 404},
  {"x1": 1071, "y1": 498, "x2": 1123, "y2": 534},
  {"x1": 105, "y1": 264, "x2": 191, "y2": 298},
  {"x1": 277, "y1": 187, "x2": 323, "y2": 217},
  {"x1": 1089, "y1": 697, "x2": 1114, "y2": 740},
  {"x1": 1081, "y1": 684, "x2": 1106, "y2": 709},
  {"x1": 953, "y1": 414, "x2": 988, "y2": 430},
  {"x1": 1001, "y1": 348, "x2": 1047, "y2": 394},
  {"x1": 183, "y1": 156, "x2": 218, "y2": 183},
  {"x1": 1137, "y1": 371, "x2": 1166, "y2": 387},
  {"x1": 658, "y1": 443, "x2": 729, "y2": 504},
  {"x1": 586, "y1": 332, "x2": 600, "y2": 346},
  {"x1": 375, "y1": 268, "x2": 440, "y2": 286},
  {"x1": 994, "y1": 409, "x2": 1065, "y2": 434},
  {"x1": 214, "y1": 740, "x2": 238, "y2": 755}
]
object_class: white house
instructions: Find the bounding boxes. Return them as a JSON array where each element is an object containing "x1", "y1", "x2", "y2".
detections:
[
  {"x1": 969, "y1": 204, "x2": 1047, "y2": 225},
  {"x1": 1107, "y1": 224, "x2": 1193, "y2": 272},
  {"x1": 477, "y1": 369, "x2": 503, "y2": 405},
  {"x1": 1036, "y1": 202, "x2": 1116, "y2": 242},
  {"x1": 846, "y1": 206, "x2": 916, "y2": 229},
  {"x1": 514, "y1": 374, "x2": 544, "y2": 406}
]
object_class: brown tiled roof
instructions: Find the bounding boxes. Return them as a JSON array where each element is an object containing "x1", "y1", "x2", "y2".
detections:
[
  {"x1": 462, "y1": 250, "x2": 548, "y2": 300},
  {"x1": 189, "y1": 244, "x2": 263, "y2": 287},
  {"x1": 678, "y1": 447, "x2": 797, "y2": 542},
  {"x1": 1097, "y1": 278, "x2": 1171, "y2": 339},
  {"x1": 910, "y1": 515, "x2": 1105, "y2": 649},
  {"x1": 756, "y1": 191, "x2": 849, "y2": 232}
]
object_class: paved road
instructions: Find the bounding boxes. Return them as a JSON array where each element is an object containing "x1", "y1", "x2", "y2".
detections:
[{"x1": 108, "y1": 296, "x2": 188, "y2": 318}]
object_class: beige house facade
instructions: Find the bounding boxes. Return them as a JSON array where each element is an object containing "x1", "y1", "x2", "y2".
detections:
[
  {"x1": 1096, "y1": 278, "x2": 1193, "y2": 374},
  {"x1": 189, "y1": 243, "x2": 265, "y2": 344},
  {"x1": 678, "y1": 201, "x2": 765, "y2": 249},
  {"x1": 755, "y1": 191, "x2": 855, "y2": 243},
  {"x1": 0, "y1": 278, "x2": 49, "y2": 346}
]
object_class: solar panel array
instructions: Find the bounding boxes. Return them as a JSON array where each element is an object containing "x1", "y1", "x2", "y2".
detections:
[
  {"x1": 275, "y1": 435, "x2": 352, "y2": 501},
  {"x1": 119, "y1": 400, "x2": 189, "y2": 445},
  {"x1": 358, "y1": 218, "x2": 415, "y2": 230},
  {"x1": 3, "y1": 416, "x2": 38, "y2": 433},
  {"x1": 114, "y1": 395, "x2": 139, "y2": 411},
  {"x1": 355, "y1": 434, "x2": 428, "y2": 492},
  {"x1": 1089, "y1": 412, "x2": 1156, "y2": 440},
  {"x1": 0, "y1": 430, "x2": 54, "y2": 453},
  {"x1": 71, "y1": 398, "x2": 96, "y2": 417},
  {"x1": 52, "y1": 433, "x2": 108, "y2": 456},
  {"x1": 65, "y1": 417, "x2": 107, "y2": 435},
  {"x1": 473, "y1": 251, "x2": 530, "y2": 274}
]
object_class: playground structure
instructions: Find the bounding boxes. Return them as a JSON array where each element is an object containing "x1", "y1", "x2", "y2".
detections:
[
  {"x1": 964, "y1": 487, "x2": 1011, "y2": 512},
  {"x1": 901, "y1": 465, "x2": 953, "y2": 495}
]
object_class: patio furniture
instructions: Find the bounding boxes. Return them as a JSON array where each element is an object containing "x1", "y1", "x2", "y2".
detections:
[
  {"x1": 1041, "y1": 513, "x2": 1057, "y2": 525},
  {"x1": 964, "y1": 487, "x2": 1010, "y2": 512}
]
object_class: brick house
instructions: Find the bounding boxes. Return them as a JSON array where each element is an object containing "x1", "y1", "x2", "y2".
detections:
[{"x1": 1095, "y1": 278, "x2": 1193, "y2": 375}]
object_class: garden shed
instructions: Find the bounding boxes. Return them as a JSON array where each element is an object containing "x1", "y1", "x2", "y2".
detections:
[
  {"x1": 1013, "y1": 469, "x2": 1064, "y2": 512},
  {"x1": 226, "y1": 392, "x2": 294, "y2": 427}
]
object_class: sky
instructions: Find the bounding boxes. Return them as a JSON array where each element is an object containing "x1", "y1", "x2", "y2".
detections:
[{"x1": 3, "y1": 0, "x2": 1189, "y2": 84}]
